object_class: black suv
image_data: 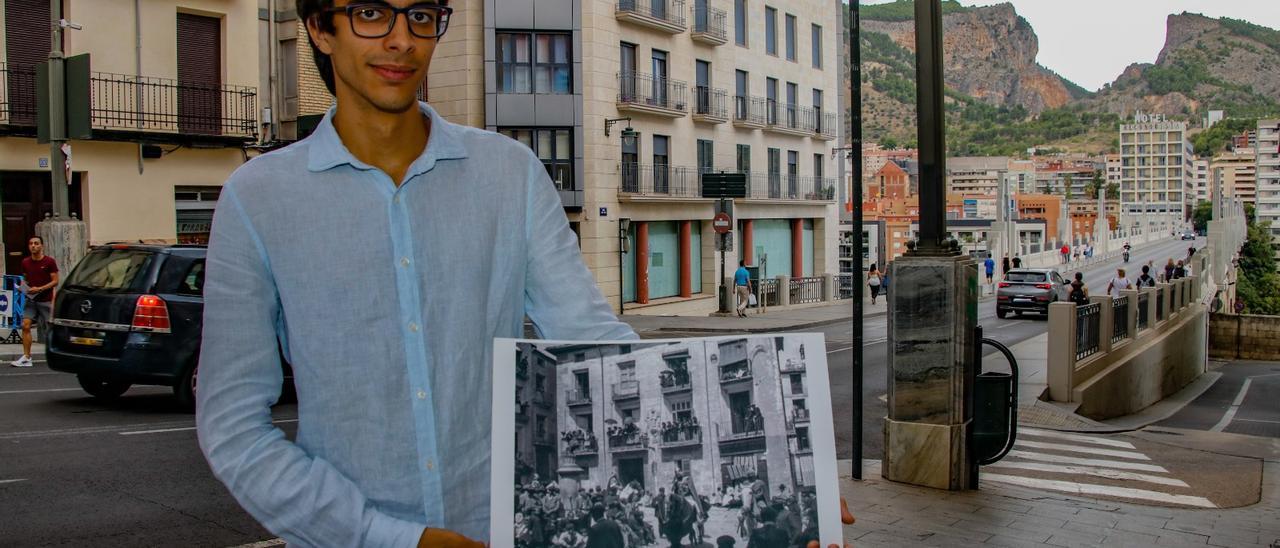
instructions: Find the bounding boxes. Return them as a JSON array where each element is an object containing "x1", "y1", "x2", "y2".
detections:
[{"x1": 47, "y1": 244, "x2": 291, "y2": 410}]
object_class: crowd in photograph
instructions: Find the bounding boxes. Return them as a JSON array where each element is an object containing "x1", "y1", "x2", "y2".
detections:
[
  {"x1": 660, "y1": 416, "x2": 701, "y2": 443},
  {"x1": 513, "y1": 473, "x2": 822, "y2": 547}
]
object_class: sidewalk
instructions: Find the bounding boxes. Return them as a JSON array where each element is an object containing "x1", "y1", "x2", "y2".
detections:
[
  {"x1": 839, "y1": 458, "x2": 1280, "y2": 547},
  {"x1": 620, "y1": 300, "x2": 856, "y2": 335}
]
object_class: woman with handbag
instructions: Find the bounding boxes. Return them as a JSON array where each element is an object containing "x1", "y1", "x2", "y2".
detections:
[{"x1": 866, "y1": 264, "x2": 882, "y2": 304}]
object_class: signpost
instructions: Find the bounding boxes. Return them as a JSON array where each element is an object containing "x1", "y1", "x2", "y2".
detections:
[{"x1": 703, "y1": 173, "x2": 746, "y2": 313}]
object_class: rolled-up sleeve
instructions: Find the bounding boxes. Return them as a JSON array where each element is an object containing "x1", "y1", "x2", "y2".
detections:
[
  {"x1": 521, "y1": 157, "x2": 638, "y2": 342},
  {"x1": 196, "y1": 183, "x2": 425, "y2": 548}
]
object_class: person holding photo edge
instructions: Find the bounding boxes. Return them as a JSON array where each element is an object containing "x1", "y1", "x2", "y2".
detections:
[{"x1": 195, "y1": 1, "x2": 852, "y2": 546}]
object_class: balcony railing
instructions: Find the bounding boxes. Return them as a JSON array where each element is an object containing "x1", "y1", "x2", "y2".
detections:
[
  {"x1": 612, "y1": 380, "x2": 640, "y2": 401},
  {"x1": 779, "y1": 358, "x2": 806, "y2": 373},
  {"x1": 813, "y1": 110, "x2": 838, "y2": 139},
  {"x1": 720, "y1": 363, "x2": 752, "y2": 384},
  {"x1": 617, "y1": 72, "x2": 688, "y2": 115},
  {"x1": 565, "y1": 389, "x2": 592, "y2": 407},
  {"x1": 733, "y1": 95, "x2": 768, "y2": 126},
  {"x1": 691, "y1": 5, "x2": 728, "y2": 44},
  {"x1": 2, "y1": 62, "x2": 257, "y2": 141},
  {"x1": 1137, "y1": 292, "x2": 1150, "y2": 330},
  {"x1": 792, "y1": 408, "x2": 811, "y2": 424},
  {"x1": 660, "y1": 370, "x2": 692, "y2": 393},
  {"x1": 719, "y1": 415, "x2": 765, "y2": 442},
  {"x1": 659, "y1": 424, "x2": 702, "y2": 448},
  {"x1": 693, "y1": 86, "x2": 728, "y2": 122},
  {"x1": 608, "y1": 431, "x2": 649, "y2": 452},
  {"x1": 1075, "y1": 302, "x2": 1101, "y2": 361},
  {"x1": 1111, "y1": 296, "x2": 1130, "y2": 343},
  {"x1": 790, "y1": 276, "x2": 824, "y2": 305},
  {"x1": 562, "y1": 432, "x2": 599, "y2": 457},
  {"x1": 619, "y1": 163, "x2": 703, "y2": 198},
  {"x1": 1156, "y1": 287, "x2": 1166, "y2": 322},
  {"x1": 769, "y1": 104, "x2": 816, "y2": 134},
  {"x1": 617, "y1": 0, "x2": 687, "y2": 32}
]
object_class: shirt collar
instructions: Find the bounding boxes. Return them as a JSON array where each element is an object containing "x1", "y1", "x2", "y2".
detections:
[{"x1": 306, "y1": 101, "x2": 469, "y2": 174}]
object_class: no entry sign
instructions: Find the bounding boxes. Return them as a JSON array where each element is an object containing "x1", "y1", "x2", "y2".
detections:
[{"x1": 713, "y1": 212, "x2": 732, "y2": 234}]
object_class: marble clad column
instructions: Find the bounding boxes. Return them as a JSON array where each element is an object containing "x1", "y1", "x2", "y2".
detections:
[{"x1": 883, "y1": 254, "x2": 978, "y2": 490}]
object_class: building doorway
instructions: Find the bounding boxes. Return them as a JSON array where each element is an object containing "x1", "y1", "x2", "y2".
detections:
[
  {"x1": 616, "y1": 456, "x2": 645, "y2": 488},
  {"x1": 1, "y1": 170, "x2": 84, "y2": 274}
]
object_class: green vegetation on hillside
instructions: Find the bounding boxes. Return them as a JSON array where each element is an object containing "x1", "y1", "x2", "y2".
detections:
[
  {"x1": 1191, "y1": 118, "x2": 1257, "y2": 157},
  {"x1": 1236, "y1": 207, "x2": 1280, "y2": 315},
  {"x1": 1215, "y1": 15, "x2": 1280, "y2": 54},
  {"x1": 860, "y1": 0, "x2": 969, "y2": 21}
]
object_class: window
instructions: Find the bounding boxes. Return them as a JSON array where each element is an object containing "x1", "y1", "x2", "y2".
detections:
[
  {"x1": 737, "y1": 144, "x2": 751, "y2": 174},
  {"x1": 499, "y1": 128, "x2": 574, "y2": 190},
  {"x1": 765, "y1": 7, "x2": 777, "y2": 56},
  {"x1": 654, "y1": 135, "x2": 670, "y2": 193},
  {"x1": 497, "y1": 32, "x2": 571, "y2": 94},
  {"x1": 788, "y1": 150, "x2": 799, "y2": 197},
  {"x1": 790, "y1": 373, "x2": 804, "y2": 395},
  {"x1": 813, "y1": 88, "x2": 824, "y2": 131},
  {"x1": 698, "y1": 140, "x2": 714, "y2": 174},
  {"x1": 811, "y1": 24, "x2": 822, "y2": 68},
  {"x1": 786, "y1": 82, "x2": 797, "y2": 127},
  {"x1": 768, "y1": 148, "x2": 781, "y2": 198},
  {"x1": 178, "y1": 261, "x2": 205, "y2": 296},
  {"x1": 735, "y1": 70, "x2": 749, "y2": 119},
  {"x1": 735, "y1": 0, "x2": 747, "y2": 46},
  {"x1": 766, "y1": 77, "x2": 778, "y2": 124},
  {"x1": 814, "y1": 154, "x2": 824, "y2": 181},
  {"x1": 785, "y1": 14, "x2": 796, "y2": 61}
]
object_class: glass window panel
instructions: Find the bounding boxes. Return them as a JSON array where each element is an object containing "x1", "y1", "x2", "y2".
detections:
[
  {"x1": 537, "y1": 131, "x2": 554, "y2": 160},
  {"x1": 536, "y1": 35, "x2": 552, "y2": 63},
  {"x1": 554, "y1": 68, "x2": 571, "y2": 93},
  {"x1": 535, "y1": 66, "x2": 552, "y2": 93},
  {"x1": 514, "y1": 66, "x2": 530, "y2": 93},
  {"x1": 556, "y1": 131, "x2": 572, "y2": 160},
  {"x1": 515, "y1": 35, "x2": 531, "y2": 62}
]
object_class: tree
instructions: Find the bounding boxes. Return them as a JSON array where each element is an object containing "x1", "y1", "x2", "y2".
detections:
[
  {"x1": 1192, "y1": 201, "x2": 1213, "y2": 233},
  {"x1": 1063, "y1": 174, "x2": 1074, "y2": 200},
  {"x1": 1106, "y1": 183, "x2": 1120, "y2": 200}
]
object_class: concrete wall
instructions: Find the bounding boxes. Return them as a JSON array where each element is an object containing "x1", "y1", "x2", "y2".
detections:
[{"x1": 1209, "y1": 313, "x2": 1280, "y2": 361}]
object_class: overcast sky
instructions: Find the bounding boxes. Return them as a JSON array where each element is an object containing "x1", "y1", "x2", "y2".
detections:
[{"x1": 856, "y1": 1, "x2": 1280, "y2": 91}]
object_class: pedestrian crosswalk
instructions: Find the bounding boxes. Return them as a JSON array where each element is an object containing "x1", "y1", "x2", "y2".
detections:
[{"x1": 980, "y1": 427, "x2": 1217, "y2": 509}]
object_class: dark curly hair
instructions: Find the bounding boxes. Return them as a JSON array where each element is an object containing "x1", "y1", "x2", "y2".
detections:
[{"x1": 296, "y1": 0, "x2": 449, "y2": 96}]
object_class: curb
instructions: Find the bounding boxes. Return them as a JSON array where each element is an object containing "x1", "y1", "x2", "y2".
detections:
[{"x1": 652, "y1": 315, "x2": 854, "y2": 334}]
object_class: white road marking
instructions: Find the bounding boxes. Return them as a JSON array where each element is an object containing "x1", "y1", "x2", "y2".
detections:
[
  {"x1": 1019, "y1": 427, "x2": 1137, "y2": 449},
  {"x1": 1004, "y1": 450, "x2": 1168, "y2": 473},
  {"x1": 984, "y1": 461, "x2": 1189, "y2": 487},
  {"x1": 1014, "y1": 440, "x2": 1151, "y2": 460},
  {"x1": 863, "y1": 336, "x2": 887, "y2": 346},
  {"x1": 826, "y1": 346, "x2": 853, "y2": 354},
  {"x1": 1211, "y1": 378, "x2": 1252, "y2": 432},
  {"x1": 119, "y1": 418, "x2": 298, "y2": 436},
  {"x1": 0, "y1": 479, "x2": 28, "y2": 485},
  {"x1": 225, "y1": 539, "x2": 285, "y2": 548},
  {"x1": 980, "y1": 473, "x2": 1216, "y2": 508},
  {"x1": 0, "y1": 388, "x2": 82, "y2": 395},
  {"x1": 1231, "y1": 417, "x2": 1280, "y2": 424}
]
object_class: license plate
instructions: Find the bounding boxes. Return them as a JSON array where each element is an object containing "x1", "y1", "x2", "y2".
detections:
[{"x1": 69, "y1": 336, "x2": 104, "y2": 347}]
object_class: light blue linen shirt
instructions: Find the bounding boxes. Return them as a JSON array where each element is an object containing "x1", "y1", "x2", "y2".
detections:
[{"x1": 196, "y1": 102, "x2": 637, "y2": 547}]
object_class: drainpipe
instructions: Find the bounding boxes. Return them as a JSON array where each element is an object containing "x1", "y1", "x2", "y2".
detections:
[{"x1": 135, "y1": 0, "x2": 143, "y2": 174}]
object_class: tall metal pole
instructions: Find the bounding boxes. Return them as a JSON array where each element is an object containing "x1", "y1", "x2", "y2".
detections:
[
  {"x1": 49, "y1": 0, "x2": 70, "y2": 218},
  {"x1": 848, "y1": 0, "x2": 864, "y2": 480},
  {"x1": 913, "y1": 0, "x2": 946, "y2": 252}
]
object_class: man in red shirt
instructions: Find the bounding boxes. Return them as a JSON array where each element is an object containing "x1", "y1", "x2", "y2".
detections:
[{"x1": 11, "y1": 236, "x2": 58, "y2": 367}]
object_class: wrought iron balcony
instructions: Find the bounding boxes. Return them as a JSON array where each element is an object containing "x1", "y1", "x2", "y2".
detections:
[
  {"x1": 660, "y1": 370, "x2": 693, "y2": 394},
  {"x1": 768, "y1": 104, "x2": 816, "y2": 136},
  {"x1": 616, "y1": 0, "x2": 687, "y2": 34},
  {"x1": 565, "y1": 389, "x2": 592, "y2": 407},
  {"x1": 692, "y1": 86, "x2": 728, "y2": 123},
  {"x1": 0, "y1": 62, "x2": 257, "y2": 144},
  {"x1": 718, "y1": 421, "x2": 765, "y2": 442},
  {"x1": 612, "y1": 380, "x2": 640, "y2": 401},
  {"x1": 619, "y1": 163, "x2": 704, "y2": 198},
  {"x1": 659, "y1": 424, "x2": 703, "y2": 448},
  {"x1": 617, "y1": 72, "x2": 688, "y2": 117},
  {"x1": 779, "y1": 358, "x2": 806, "y2": 373},
  {"x1": 563, "y1": 434, "x2": 599, "y2": 457},
  {"x1": 608, "y1": 431, "x2": 649, "y2": 453},
  {"x1": 813, "y1": 110, "x2": 838, "y2": 140},
  {"x1": 792, "y1": 408, "x2": 811, "y2": 424},
  {"x1": 720, "y1": 363, "x2": 752, "y2": 384},
  {"x1": 740, "y1": 173, "x2": 834, "y2": 202},
  {"x1": 691, "y1": 5, "x2": 727, "y2": 45},
  {"x1": 733, "y1": 95, "x2": 767, "y2": 128}
]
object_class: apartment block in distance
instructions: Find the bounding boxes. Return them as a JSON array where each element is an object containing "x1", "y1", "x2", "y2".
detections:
[
  {"x1": 0, "y1": 0, "x2": 260, "y2": 272},
  {"x1": 1118, "y1": 111, "x2": 1194, "y2": 234},
  {"x1": 1256, "y1": 120, "x2": 1280, "y2": 264}
]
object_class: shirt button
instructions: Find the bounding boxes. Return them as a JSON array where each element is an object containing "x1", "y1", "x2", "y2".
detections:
[
  {"x1": 426, "y1": 460, "x2": 435, "y2": 471},
  {"x1": 400, "y1": 257, "x2": 410, "y2": 267},
  {"x1": 394, "y1": 195, "x2": 401, "y2": 204},
  {"x1": 409, "y1": 322, "x2": 419, "y2": 332},
  {"x1": 417, "y1": 389, "x2": 427, "y2": 400}
]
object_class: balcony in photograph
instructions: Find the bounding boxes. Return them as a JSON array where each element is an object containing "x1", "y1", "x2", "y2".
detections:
[
  {"x1": 719, "y1": 362, "x2": 752, "y2": 386},
  {"x1": 608, "y1": 431, "x2": 649, "y2": 454},
  {"x1": 660, "y1": 370, "x2": 693, "y2": 395},
  {"x1": 617, "y1": 72, "x2": 688, "y2": 118},
  {"x1": 515, "y1": 402, "x2": 530, "y2": 422},
  {"x1": 732, "y1": 96, "x2": 768, "y2": 129},
  {"x1": 565, "y1": 389, "x2": 592, "y2": 407},
  {"x1": 692, "y1": 86, "x2": 729, "y2": 124},
  {"x1": 690, "y1": 5, "x2": 727, "y2": 45},
  {"x1": 743, "y1": 174, "x2": 835, "y2": 202},
  {"x1": 718, "y1": 421, "x2": 765, "y2": 443},
  {"x1": 779, "y1": 358, "x2": 806, "y2": 373},
  {"x1": 612, "y1": 380, "x2": 640, "y2": 401},
  {"x1": 563, "y1": 434, "x2": 599, "y2": 457},
  {"x1": 791, "y1": 408, "x2": 811, "y2": 425},
  {"x1": 532, "y1": 389, "x2": 552, "y2": 408},
  {"x1": 659, "y1": 425, "x2": 703, "y2": 449},
  {"x1": 616, "y1": 0, "x2": 687, "y2": 34}
]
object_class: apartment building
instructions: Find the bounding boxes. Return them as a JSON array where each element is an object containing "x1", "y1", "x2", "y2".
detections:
[
  {"x1": 1118, "y1": 113, "x2": 1195, "y2": 233},
  {"x1": 1253, "y1": 120, "x2": 1279, "y2": 263},
  {"x1": 1211, "y1": 149, "x2": 1258, "y2": 208},
  {"x1": 0, "y1": 0, "x2": 260, "y2": 272},
  {"x1": 1192, "y1": 158, "x2": 1210, "y2": 205}
]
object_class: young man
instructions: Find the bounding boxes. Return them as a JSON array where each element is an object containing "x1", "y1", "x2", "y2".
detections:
[
  {"x1": 196, "y1": 2, "x2": 852, "y2": 546},
  {"x1": 11, "y1": 236, "x2": 58, "y2": 367},
  {"x1": 983, "y1": 256, "x2": 995, "y2": 285},
  {"x1": 734, "y1": 260, "x2": 752, "y2": 317}
]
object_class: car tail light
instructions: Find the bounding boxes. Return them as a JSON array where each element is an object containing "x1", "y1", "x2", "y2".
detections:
[
  {"x1": 1035, "y1": 283, "x2": 1052, "y2": 290},
  {"x1": 132, "y1": 295, "x2": 171, "y2": 333},
  {"x1": 998, "y1": 282, "x2": 1011, "y2": 288}
]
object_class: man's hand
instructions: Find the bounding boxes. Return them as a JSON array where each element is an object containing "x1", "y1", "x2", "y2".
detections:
[
  {"x1": 418, "y1": 528, "x2": 485, "y2": 548},
  {"x1": 806, "y1": 497, "x2": 855, "y2": 548}
]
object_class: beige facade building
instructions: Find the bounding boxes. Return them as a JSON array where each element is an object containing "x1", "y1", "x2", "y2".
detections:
[
  {"x1": 1118, "y1": 113, "x2": 1195, "y2": 233},
  {"x1": 1211, "y1": 149, "x2": 1257, "y2": 208},
  {"x1": 1256, "y1": 120, "x2": 1280, "y2": 264},
  {"x1": 1192, "y1": 158, "x2": 1210, "y2": 205},
  {"x1": 0, "y1": 0, "x2": 260, "y2": 272}
]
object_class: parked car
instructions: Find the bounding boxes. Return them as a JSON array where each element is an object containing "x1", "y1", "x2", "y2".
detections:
[
  {"x1": 996, "y1": 268, "x2": 1070, "y2": 319},
  {"x1": 46, "y1": 244, "x2": 292, "y2": 411}
]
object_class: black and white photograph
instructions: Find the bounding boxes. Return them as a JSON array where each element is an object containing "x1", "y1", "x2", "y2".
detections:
[{"x1": 490, "y1": 334, "x2": 841, "y2": 548}]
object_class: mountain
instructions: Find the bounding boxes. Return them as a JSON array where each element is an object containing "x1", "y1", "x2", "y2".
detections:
[{"x1": 844, "y1": 2, "x2": 1280, "y2": 156}]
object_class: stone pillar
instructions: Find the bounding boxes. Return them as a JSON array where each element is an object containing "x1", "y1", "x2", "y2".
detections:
[
  {"x1": 636, "y1": 222, "x2": 650, "y2": 304},
  {"x1": 35, "y1": 218, "x2": 88, "y2": 281},
  {"x1": 791, "y1": 219, "x2": 804, "y2": 278},
  {"x1": 822, "y1": 273, "x2": 835, "y2": 301},
  {"x1": 883, "y1": 254, "x2": 978, "y2": 490},
  {"x1": 679, "y1": 221, "x2": 692, "y2": 298},
  {"x1": 742, "y1": 220, "x2": 754, "y2": 265},
  {"x1": 1121, "y1": 288, "x2": 1139, "y2": 342},
  {"x1": 1091, "y1": 295, "x2": 1114, "y2": 354},
  {"x1": 777, "y1": 275, "x2": 791, "y2": 307},
  {"x1": 1046, "y1": 301, "x2": 1077, "y2": 402}
]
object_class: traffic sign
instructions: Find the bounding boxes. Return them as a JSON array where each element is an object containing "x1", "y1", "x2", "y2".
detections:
[
  {"x1": 713, "y1": 212, "x2": 732, "y2": 234},
  {"x1": 702, "y1": 172, "x2": 747, "y2": 198}
]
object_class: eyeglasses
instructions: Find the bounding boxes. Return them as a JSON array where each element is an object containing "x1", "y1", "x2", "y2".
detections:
[{"x1": 325, "y1": 2, "x2": 453, "y2": 39}]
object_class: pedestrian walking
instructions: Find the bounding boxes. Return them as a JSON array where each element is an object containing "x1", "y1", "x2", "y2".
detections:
[
  {"x1": 1001, "y1": 256, "x2": 1010, "y2": 277},
  {"x1": 11, "y1": 236, "x2": 58, "y2": 368},
  {"x1": 1012, "y1": 256, "x2": 1022, "y2": 269},
  {"x1": 1107, "y1": 268, "x2": 1133, "y2": 298},
  {"x1": 1137, "y1": 265, "x2": 1157, "y2": 288},
  {"x1": 1174, "y1": 260, "x2": 1187, "y2": 279},
  {"x1": 1164, "y1": 259, "x2": 1177, "y2": 283},
  {"x1": 1068, "y1": 272, "x2": 1089, "y2": 306},
  {"x1": 866, "y1": 264, "x2": 881, "y2": 305},
  {"x1": 1061, "y1": 243, "x2": 1070, "y2": 263},
  {"x1": 983, "y1": 256, "x2": 995, "y2": 285},
  {"x1": 734, "y1": 260, "x2": 753, "y2": 317}
]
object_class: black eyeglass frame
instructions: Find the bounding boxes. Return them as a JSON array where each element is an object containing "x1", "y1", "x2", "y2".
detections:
[{"x1": 322, "y1": 2, "x2": 455, "y2": 39}]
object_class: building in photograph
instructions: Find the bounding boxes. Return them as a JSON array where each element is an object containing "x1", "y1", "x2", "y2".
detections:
[
  {"x1": 418, "y1": 0, "x2": 844, "y2": 315},
  {"x1": 1255, "y1": 120, "x2": 1280, "y2": 264},
  {"x1": 534, "y1": 337, "x2": 816, "y2": 500},
  {"x1": 0, "y1": 0, "x2": 260, "y2": 271},
  {"x1": 1014, "y1": 193, "x2": 1067, "y2": 246},
  {"x1": 1118, "y1": 112, "x2": 1195, "y2": 233},
  {"x1": 514, "y1": 345, "x2": 561, "y2": 482},
  {"x1": 947, "y1": 156, "x2": 1008, "y2": 196}
]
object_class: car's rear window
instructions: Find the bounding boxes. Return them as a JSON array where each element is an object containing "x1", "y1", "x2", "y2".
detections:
[
  {"x1": 1006, "y1": 271, "x2": 1047, "y2": 283},
  {"x1": 63, "y1": 249, "x2": 155, "y2": 292}
]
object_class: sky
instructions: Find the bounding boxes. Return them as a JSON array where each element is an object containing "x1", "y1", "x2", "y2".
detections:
[{"x1": 856, "y1": 0, "x2": 1280, "y2": 91}]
